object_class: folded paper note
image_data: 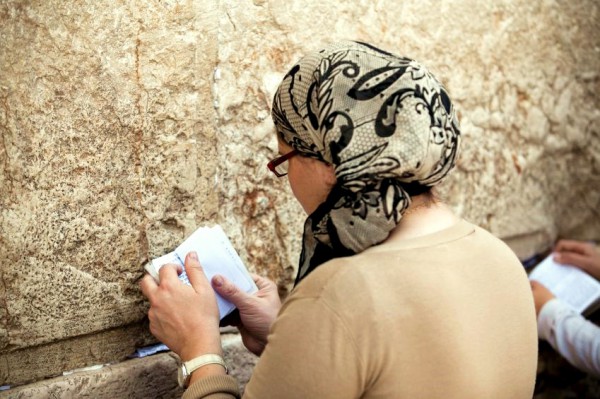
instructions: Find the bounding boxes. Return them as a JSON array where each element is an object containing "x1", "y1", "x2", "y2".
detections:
[{"x1": 145, "y1": 225, "x2": 257, "y2": 320}]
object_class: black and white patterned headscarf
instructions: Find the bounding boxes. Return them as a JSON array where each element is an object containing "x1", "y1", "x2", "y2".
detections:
[{"x1": 271, "y1": 41, "x2": 461, "y2": 285}]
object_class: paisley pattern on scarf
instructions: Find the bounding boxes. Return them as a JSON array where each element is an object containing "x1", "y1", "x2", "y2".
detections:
[{"x1": 271, "y1": 41, "x2": 461, "y2": 284}]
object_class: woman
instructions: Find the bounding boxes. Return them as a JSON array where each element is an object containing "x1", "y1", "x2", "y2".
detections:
[{"x1": 141, "y1": 41, "x2": 538, "y2": 398}]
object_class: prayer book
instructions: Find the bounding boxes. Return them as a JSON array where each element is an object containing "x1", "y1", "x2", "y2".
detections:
[
  {"x1": 145, "y1": 225, "x2": 257, "y2": 320},
  {"x1": 529, "y1": 253, "x2": 600, "y2": 315}
]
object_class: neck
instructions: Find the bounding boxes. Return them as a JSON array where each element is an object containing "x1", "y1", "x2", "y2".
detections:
[{"x1": 387, "y1": 194, "x2": 458, "y2": 242}]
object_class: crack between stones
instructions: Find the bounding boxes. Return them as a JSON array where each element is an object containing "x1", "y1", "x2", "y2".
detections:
[
  {"x1": 0, "y1": 264, "x2": 11, "y2": 380},
  {"x1": 133, "y1": 20, "x2": 149, "y2": 266},
  {"x1": 0, "y1": 95, "x2": 13, "y2": 194}
]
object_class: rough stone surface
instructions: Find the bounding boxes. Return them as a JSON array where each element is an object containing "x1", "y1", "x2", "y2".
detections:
[
  {"x1": 1, "y1": 353, "x2": 183, "y2": 399},
  {"x1": 1, "y1": 0, "x2": 219, "y2": 387},
  {"x1": 0, "y1": 334, "x2": 256, "y2": 399},
  {"x1": 1, "y1": 323, "x2": 155, "y2": 391},
  {"x1": 0, "y1": 0, "x2": 599, "y2": 396}
]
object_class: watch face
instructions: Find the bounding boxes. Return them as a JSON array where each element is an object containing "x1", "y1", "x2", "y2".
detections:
[{"x1": 177, "y1": 363, "x2": 189, "y2": 388}]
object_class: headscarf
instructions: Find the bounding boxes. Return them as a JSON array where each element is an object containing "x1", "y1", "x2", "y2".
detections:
[{"x1": 271, "y1": 41, "x2": 461, "y2": 285}]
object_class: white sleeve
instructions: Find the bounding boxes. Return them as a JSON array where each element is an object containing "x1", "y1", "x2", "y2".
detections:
[{"x1": 538, "y1": 299, "x2": 600, "y2": 377}]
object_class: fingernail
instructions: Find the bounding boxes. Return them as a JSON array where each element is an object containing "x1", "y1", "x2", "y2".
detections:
[
  {"x1": 189, "y1": 251, "x2": 198, "y2": 260},
  {"x1": 213, "y1": 275, "x2": 223, "y2": 287}
]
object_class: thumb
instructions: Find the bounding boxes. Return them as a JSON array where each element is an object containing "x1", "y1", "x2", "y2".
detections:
[
  {"x1": 212, "y1": 275, "x2": 251, "y2": 307},
  {"x1": 251, "y1": 273, "x2": 276, "y2": 291},
  {"x1": 184, "y1": 251, "x2": 210, "y2": 289}
]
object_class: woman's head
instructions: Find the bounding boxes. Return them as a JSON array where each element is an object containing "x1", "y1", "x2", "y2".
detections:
[
  {"x1": 271, "y1": 41, "x2": 461, "y2": 283},
  {"x1": 277, "y1": 139, "x2": 337, "y2": 215}
]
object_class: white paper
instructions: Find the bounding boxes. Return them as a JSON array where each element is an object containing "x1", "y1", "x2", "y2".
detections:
[
  {"x1": 529, "y1": 254, "x2": 600, "y2": 314},
  {"x1": 147, "y1": 225, "x2": 257, "y2": 319},
  {"x1": 147, "y1": 252, "x2": 186, "y2": 283}
]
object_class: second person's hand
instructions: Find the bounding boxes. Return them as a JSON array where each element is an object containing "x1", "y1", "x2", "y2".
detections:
[
  {"x1": 554, "y1": 239, "x2": 600, "y2": 281},
  {"x1": 530, "y1": 280, "x2": 556, "y2": 316}
]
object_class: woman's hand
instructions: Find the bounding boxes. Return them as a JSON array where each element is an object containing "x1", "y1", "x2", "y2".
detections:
[
  {"x1": 554, "y1": 239, "x2": 600, "y2": 281},
  {"x1": 530, "y1": 280, "x2": 556, "y2": 316},
  {"x1": 212, "y1": 273, "x2": 281, "y2": 356},
  {"x1": 140, "y1": 252, "x2": 222, "y2": 361}
]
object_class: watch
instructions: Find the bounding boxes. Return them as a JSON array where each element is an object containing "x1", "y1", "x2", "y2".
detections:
[{"x1": 177, "y1": 353, "x2": 228, "y2": 388}]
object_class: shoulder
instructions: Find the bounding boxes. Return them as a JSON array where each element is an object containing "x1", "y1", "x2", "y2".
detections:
[
  {"x1": 286, "y1": 256, "x2": 366, "y2": 303},
  {"x1": 280, "y1": 253, "x2": 398, "y2": 324},
  {"x1": 282, "y1": 249, "x2": 416, "y2": 320},
  {"x1": 441, "y1": 219, "x2": 523, "y2": 268},
  {"x1": 468, "y1": 221, "x2": 518, "y2": 254}
]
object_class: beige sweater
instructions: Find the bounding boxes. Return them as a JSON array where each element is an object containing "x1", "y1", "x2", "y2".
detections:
[{"x1": 184, "y1": 220, "x2": 538, "y2": 399}]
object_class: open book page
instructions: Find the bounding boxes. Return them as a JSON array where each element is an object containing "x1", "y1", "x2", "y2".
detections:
[
  {"x1": 529, "y1": 254, "x2": 600, "y2": 314},
  {"x1": 145, "y1": 225, "x2": 257, "y2": 320}
]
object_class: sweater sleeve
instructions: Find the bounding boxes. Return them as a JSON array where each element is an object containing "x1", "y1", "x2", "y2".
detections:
[
  {"x1": 182, "y1": 374, "x2": 240, "y2": 399},
  {"x1": 241, "y1": 295, "x2": 364, "y2": 399},
  {"x1": 538, "y1": 299, "x2": 600, "y2": 377}
]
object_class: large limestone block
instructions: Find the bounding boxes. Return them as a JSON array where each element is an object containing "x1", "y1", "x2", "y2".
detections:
[
  {"x1": 0, "y1": 324, "x2": 154, "y2": 395},
  {"x1": 0, "y1": 0, "x2": 219, "y2": 385}
]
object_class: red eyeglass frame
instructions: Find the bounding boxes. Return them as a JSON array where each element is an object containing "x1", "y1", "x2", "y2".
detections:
[{"x1": 267, "y1": 149, "x2": 300, "y2": 177}]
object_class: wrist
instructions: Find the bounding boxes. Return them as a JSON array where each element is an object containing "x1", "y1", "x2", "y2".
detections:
[
  {"x1": 178, "y1": 353, "x2": 228, "y2": 388},
  {"x1": 253, "y1": 338, "x2": 268, "y2": 356},
  {"x1": 180, "y1": 341, "x2": 223, "y2": 362},
  {"x1": 179, "y1": 328, "x2": 222, "y2": 361}
]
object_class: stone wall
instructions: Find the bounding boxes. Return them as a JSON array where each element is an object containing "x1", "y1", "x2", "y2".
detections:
[
  {"x1": 1, "y1": 0, "x2": 220, "y2": 387},
  {"x1": 0, "y1": 0, "x2": 599, "y2": 394}
]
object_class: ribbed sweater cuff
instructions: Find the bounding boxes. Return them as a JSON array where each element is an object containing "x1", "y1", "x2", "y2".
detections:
[{"x1": 182, "y1": 374, "x2": 241, "y2": 399}]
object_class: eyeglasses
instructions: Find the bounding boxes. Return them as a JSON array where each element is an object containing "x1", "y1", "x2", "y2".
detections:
[{"x1": 267, "y1": 149, "x2": 299, "y2": 177}]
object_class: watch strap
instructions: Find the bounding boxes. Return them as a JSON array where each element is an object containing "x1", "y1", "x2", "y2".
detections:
[{"x1": 184, "y1": 353, "x2": 228, "y2": 375}]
